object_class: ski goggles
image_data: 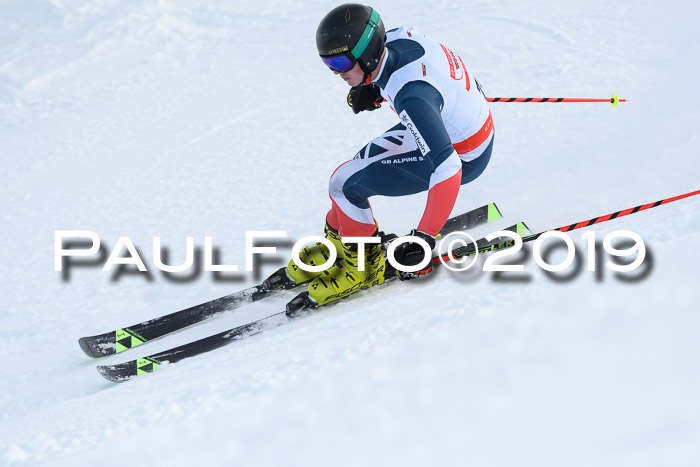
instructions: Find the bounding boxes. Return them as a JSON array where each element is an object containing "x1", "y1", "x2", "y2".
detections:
[{"x1": 320, "y1": 53, "x2": 356, "y2": 73}]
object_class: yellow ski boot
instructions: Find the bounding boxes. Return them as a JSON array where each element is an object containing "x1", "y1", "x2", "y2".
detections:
[
  {"x1": 286, "y1": 223, "x2": 343, "y2": 285},
  {"x1": 307, "y1": 234, "x2": 386, "y2": 306}
]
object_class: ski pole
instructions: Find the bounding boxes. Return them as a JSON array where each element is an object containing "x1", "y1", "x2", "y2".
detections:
[
  {"x1": 487, "y1": 94, "x2": 626, "y2": 107},
  {"x1": 440, "y1": 188, "x2": 700, "y2": 262}
]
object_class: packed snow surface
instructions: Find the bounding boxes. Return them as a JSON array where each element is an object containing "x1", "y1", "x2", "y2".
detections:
[{"x1": 2, "y1": 0, "x2": 699, "y2": 465}]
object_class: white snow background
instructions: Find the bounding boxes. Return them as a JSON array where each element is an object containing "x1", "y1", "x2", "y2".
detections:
[{"x1": 1, "y1": 0, "x2": 699, "y2": 465}]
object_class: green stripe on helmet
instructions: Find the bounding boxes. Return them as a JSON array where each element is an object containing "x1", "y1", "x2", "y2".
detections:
[{"x1": 350, "y1": 8, "x2": 381, "y2": 59}]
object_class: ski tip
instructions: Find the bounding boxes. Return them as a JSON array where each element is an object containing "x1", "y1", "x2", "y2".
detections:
[
  {"x1": 78, "y1": 336, "x2": 114, "y2": 358},
  {"x1": 78, "y1": 337, "x2": 96, "y2": 357},
  {"x1": 97, "y1": 357, "x2": 161, "y2": 382},
  {"x1": 487, "y1": 203, "x2": 503, "y2": 222},
  {"x1": 96, "y1": 365, "x2": 130, "y2": 383}
]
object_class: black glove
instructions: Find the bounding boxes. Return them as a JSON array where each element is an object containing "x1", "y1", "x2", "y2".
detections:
[
  {"x1": 347, "y1": 83, "x2": 383, "y2": 114},
  {"x1": 393, "y1": 230, "x2": 437, "y2": 281}
]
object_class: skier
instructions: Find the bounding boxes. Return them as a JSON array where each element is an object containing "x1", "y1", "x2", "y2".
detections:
[{"x1": 288, "y1": 3, "x2": 494, "y2": 306}]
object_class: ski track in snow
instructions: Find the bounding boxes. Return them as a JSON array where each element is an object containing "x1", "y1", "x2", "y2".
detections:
[{"x1": 1, "y1": 0, "x2": 699, "y2": 465}]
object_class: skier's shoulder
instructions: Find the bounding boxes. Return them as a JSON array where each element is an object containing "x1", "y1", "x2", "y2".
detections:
[
  {"x1": 386, "y1": 26, "x2": 423, "y2": 43},
  {"x1": 378, "y1": 27, "x2": 442, "y2": 101},
  {"x1": 378, "y1": 26, "x2": 428, "y2": 86},
  {"x1": 385, "y1": 26, "x2": 427, "y2": 52},
  {"x1": 384, "y1": 26, "x2": 449, "y2": 73}
]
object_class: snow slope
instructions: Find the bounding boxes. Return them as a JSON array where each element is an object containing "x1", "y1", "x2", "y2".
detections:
[{"x1": 1, "y1": 0, "x2": 699, "y2": 465}]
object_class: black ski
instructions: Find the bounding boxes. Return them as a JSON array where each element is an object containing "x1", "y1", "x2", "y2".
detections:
[
  {"x1": 80, "y1": 203, "x2": 503, "y2": 358},
  {"x1": 96, "y1": 221, "x2": 529, "y2": 382}
]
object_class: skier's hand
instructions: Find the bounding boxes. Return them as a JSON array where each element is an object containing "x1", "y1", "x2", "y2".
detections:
[
  {"x1": 393, "y1": 230, "x2": 436, "y2": 281},
  {"x1": 347, "y1": 83, "x2": 383, "y2": 114}
]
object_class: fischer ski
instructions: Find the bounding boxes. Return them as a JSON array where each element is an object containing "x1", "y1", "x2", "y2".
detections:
[
  {"x1": 96, "y1": 221, "x2": 529, "y2": 382},
  {"x1": 80, "y1": 203, "x2": 503, "y2": 358},
  {"x1": 95, "y1": 188, "x2": 700, "y2": 382}
]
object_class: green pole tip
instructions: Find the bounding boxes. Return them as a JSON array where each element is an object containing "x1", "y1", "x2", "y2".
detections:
[{"x1": 611, "y1": 94, "x2": 620, "y2": 107}]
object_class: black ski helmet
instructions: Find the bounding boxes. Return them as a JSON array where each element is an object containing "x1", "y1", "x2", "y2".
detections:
[{"x1": 316, "y1": 4, "x2": 386, "y2": 74}]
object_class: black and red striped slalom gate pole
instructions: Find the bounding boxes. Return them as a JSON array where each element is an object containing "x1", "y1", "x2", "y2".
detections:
[
  {"x1": 438, "y1": 189, "x2": 700, "y2": 263},
  {"x1": 488, "y1": 94, "x2": 627, "y2": 107}
]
